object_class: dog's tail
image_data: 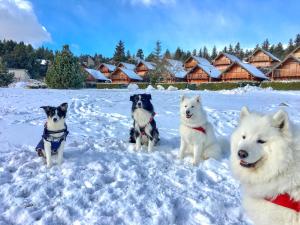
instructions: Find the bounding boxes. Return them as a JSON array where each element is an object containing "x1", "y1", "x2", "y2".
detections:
[{"x1": 129, "y1": 128, "x2": 136, "y2": 143}]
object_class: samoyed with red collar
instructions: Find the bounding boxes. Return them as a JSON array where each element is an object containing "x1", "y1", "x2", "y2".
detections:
[
  {"x1": 178, "y1": 95, "x2": 221, "y2": 165},
  {"x1": 231, "y1": 107, "x2": 300, "y2": 225}
]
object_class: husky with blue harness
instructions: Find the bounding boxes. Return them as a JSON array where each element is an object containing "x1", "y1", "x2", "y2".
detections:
[{"x1": 36, "y1": 103, "x2": 69, "y2": 168}]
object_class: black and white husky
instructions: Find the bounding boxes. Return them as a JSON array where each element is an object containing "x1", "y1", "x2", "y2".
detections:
[
  {"x1": 129, "y1": 94, "x2": 159, "y2": 152},
  {"x1": 36, "y1": 103, "x2": 69, "y2": 167}
]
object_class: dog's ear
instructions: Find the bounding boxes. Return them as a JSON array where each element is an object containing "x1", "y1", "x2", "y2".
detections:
[
  {"x1": 59, "y1": 103, "x2": 68, "y2": 112},
  {"x1": 146, "y1": 94, "x2": 152, "y2": 100},
  {"x1": 180, "y1": 95, "x2": 185, "y2": 102},
  {"x1": 272, "y1": 109, "x2": 289, "y2": 133},
  {"x1": 40, "y1": 106, "x2": 50, "y2": 114},
  {"x1": 195, "y1": 95, "x2": 201, "y2": 103},
  {"x1": 240, "y1": 106, "x2": 250, "y2": 120},
  {"x1": 130, "y1": 95, "x2": 135, "y2": 102}
]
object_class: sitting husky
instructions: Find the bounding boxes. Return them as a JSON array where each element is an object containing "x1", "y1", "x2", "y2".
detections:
[
  {"x1": 129, "y1": 94, "x2": 159, "y2": 152},
  {"x1": 231, "y1": 107, "x2": 300, "y2": 225},
  {"x1": 179, "y1": 95, "x2": 221, "y2": 165},
  {"x1": 36, "y1": 103, "x2": 69, "y2": 167}
]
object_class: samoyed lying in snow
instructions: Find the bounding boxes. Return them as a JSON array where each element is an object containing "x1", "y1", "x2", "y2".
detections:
[
  {"x1": 231, "y1": 107, "x2": 300, "y2": 225},
  {"x1": 178, "y1": 95, "x2": 222, "y2": 165}
]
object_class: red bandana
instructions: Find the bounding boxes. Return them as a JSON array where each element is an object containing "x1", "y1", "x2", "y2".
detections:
[
  {"x1": 265, "y1": 193, "x2": 300, "y2": 213},
  {"x1": 192, "y1": 126, "x2": 206, "y2": 134}
]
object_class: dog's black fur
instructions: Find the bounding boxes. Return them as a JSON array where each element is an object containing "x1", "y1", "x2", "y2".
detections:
[
  {"x1": 129, "y1": 94, "x2": 159, "y2": 146},
  {"x1": 41, "y1": 103, "x2": 68, "y2": 122}
]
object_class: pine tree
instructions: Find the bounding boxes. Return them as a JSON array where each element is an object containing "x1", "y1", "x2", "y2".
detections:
[
  {"x1": 164, "y1": 49, "x2": 171, "y2": 59},
  {"x1": 198, "y1": 48, "x2": 203, "y2": 57},
  {"x1": 0, "y1": 57, "x2": 14, "y2": 87},
  {"x1": 211, "y1": 45, "x2": 218, "y2": 60},
  {"x1": 192, "y1": 49, "x2": 197, "y2": 56},
  {"x1": 294, "y1": 34, "x2": 300, "y2": 47},
  {"x1": 45, "y1": 45, "x2": 84, "y2": 89},
  {"x1": 274, "y1": 42, "x2": 284, "y2": 59},
  {"x1": 136, "y1": 49, "x2": 144, "y2": 60},
  {"x1": 113, "y1": 40, "x2": 126, "y2": 62},
  {"x1": 262, "y1": 39, "x2": 270, "y2": 51},
  {"x1": 203, "y1": 46, "x2": 209, "y2": 59},
  {"x1": 174, "y1": 47, "x2": 183, "y2": 60},
  {"x1": 126, "y1": 50, "x2": 131, "y2": 61},
  {"x1": 153, "y1": 41, "x2": 162, "y2": 60},
  {"x1": 286, "y1": 39, "x2": 294, "y2": 55},
  {"x1": 223, "y1": 46, "x2": 228, "y2": 53},
  {"x1": 228, "y1": 44, "x2": 234, "y2": 54}
]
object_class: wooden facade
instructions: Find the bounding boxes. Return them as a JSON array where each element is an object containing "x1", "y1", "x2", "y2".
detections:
[
  {"x1": 269, "y1": 56, "x2": 300, "y2": 80},
  {"x1": 110, "y1": 68, "x2": 141, "y2": 84},
  {"x1": 221, "y1": 62, "x2": 266, "y2": 82},
  {"x1": 247, "y1": 48, "x2": 280, "y2": 68},
  {"x1": 186, "y1": 66, "x2": 210, "y2": 83},
  {"x1": 212, "y1": 53, "x2": 240, "y2": 71},
  {"x1": 184, "y1": 56, "x2": 199, "y2": 70},
  {"x1": 135, "y1": 61, "x2": 155, "y2": 76},
  {"x1": 291, "y1": 46, "x2": 300, "y2": 58},
  {"x1": 98, "y1": 63, "x2": 116, "y2": 78}
]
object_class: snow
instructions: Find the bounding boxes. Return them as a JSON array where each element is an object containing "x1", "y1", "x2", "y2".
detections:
[
  {"x1": 167, "y1": 85, "x2": 178, "y2": 91},
  {"x1": 84, "y1": 68, "x2": 110, "y2": 81},
  {"x1": 157, "y1": 85, "x2": 165, "y2": 90},
  {"x1": 166, "y1": 59, "x2": 187, "y2": 78},
  {"x1": 1, "y1": 87, "x2": 300, "y2": 225},
  {"x1": 127, "y1": 83, "x2": 139, "y2": 91},
  {"x1": 146, "y1": 85, "x2": 155, "y2": 91},
  {"x1": 118, "y1": 68, "x2": 143, "y2": 81}
]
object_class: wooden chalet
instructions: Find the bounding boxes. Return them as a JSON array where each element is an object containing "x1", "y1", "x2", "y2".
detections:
[
  {"x1": 84, "y1": 68, "x2": 110, "y2": 83},
  {"x1": 246, "y1": 48, "x2": 280, "y2": 69},
  {"x1": 291, "y1": 46, "x2": 300, "y2": 58},
  {"x1": 110, "y1": 67, "x2": 142, "y2": 84},
  {"x1": 212, "y1": 53, "x2": 241, "y2": 71},
  {"x1": 221, "y1": 61, "x2": 268, "y2": 82},
  {"x1": 97, "y1": 63, "x2": 116, "y2": 78},
  {"x1": 185, "y1": 57, "x2": 221, "y2": 83},
  {"x1": 164, "y1": 59, "x2": 187, "y2": 83},
  {"x1": 135, "y1": 60, "x2": 156, "y2": 76},
  {"x1": 268, "y1": 55, "x2": 300, "y2": 80},
  {"x1": 116, "y1": 62, "x2": 136, "y2": 70}
]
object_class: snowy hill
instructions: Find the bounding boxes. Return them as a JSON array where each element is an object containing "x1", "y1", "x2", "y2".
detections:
[{"x1": 0, "y1": 87, "x2": 299, "y2": 225}]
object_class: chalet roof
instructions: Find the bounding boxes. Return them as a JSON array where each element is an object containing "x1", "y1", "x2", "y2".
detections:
[
  {"x1": 267, "y1": 55, "x2": 300, "y2": 75},
  {"x1": 222, "y1": 61, "x2": 268, "y2": 80},
  {"x1": 289, "y1": 46, "x2": 300, "y2": 58},
  {"x1": 99, "y1": 63, "x2": 116, "y2": 71},
  {"x1": 187, "y1": 63, "x2": 221, "y2": 79},
  {"x1": 212, "y1": 52, "x2": 242, "y2": 63},
  {"x1": 118, "y1": 62, "x2": 136, "y2": 70},
  {"x1": 248, "y1": 48, "x2": 281, "y2": 62},
  {"x1": 166, "y1": 59, "x2": 186, "y2": 78},
  {"x1": 116, "y1": 68, "x2": 143, "y2": 81},
  {"x1": 84, "y1": 68, "x2": 110, "y2": 81},
  {"x1": 137, "y1": 60, "x2": 156, "y2": 70}
]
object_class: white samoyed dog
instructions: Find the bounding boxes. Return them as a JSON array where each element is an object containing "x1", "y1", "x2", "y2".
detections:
[
  {"x1": 231, "y1": 107, "x2": 300, "y2": 225},
  {"x1": 178, "y1": 95, "x2": 222, "y2": 165}
]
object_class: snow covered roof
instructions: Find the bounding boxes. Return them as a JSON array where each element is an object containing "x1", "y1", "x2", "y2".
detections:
[
  {"x1": 188, "y1": 64, "x2": 221, "y2": 79},
  {"x1": 118, "y1": 62, "x2": 136, "y2": 70},
  {"x1": 117, "y1": 68, "x2": 143, "y2": 81},
  {"x1": 137, "y1": 60, "x2": 156, "y2": 70},
  {"x1": 213, "y1": 52, "x2": 242, "y2": 63},
  {"x1": 223, "y1": 61, "x2": 268, "y2": 80},
  {"x1": 267, "y1": 55, "x2": 300, "y2": 75},
  {"x1": 166, "y1": 59, "x2": 186, "y2": 78},
  {"x1": 249, "y1": 48, "x2": 281, "y2": 62},
  {"x1": 84, "y1": 68, "x2": 110, "y2": 81},
  {"x1": 99, "y1": 63, "x2": 116, "y2": 72}
]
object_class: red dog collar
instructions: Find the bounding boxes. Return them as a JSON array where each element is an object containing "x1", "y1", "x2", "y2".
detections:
[
  {"x1": 192, "y1": 126, "x2": 206, "y2": 134},
  {"x1": 265, "y1": 193, "x2": 300, "y2": 213}
]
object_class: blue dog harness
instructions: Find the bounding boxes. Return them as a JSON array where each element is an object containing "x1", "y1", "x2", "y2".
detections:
[{"x1": 35, "y1": 123, "x2": 69, "y2": 157}]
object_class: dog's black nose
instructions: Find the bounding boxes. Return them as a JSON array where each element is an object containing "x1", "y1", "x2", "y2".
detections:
[
  {"x1": 186, "y1": 110, "x2": 190, "y2": 114},
  {"x1": 238, "y1": 150, "x2": 248, "y2": 159},
  {"x1": 137, "y1": 102, "x2": 142, "y2": 107},
  {"x1": 53, "y1": 118, "x2": 58, "y2": 122}
]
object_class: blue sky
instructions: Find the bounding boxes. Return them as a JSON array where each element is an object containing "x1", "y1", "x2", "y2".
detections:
[{"x1": 1, "y1": 0, "x2": 299, "y2": 57}]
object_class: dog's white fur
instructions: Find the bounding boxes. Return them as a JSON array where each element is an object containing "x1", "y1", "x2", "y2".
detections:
[
  {"x1": 178, "y1": 95, "x2": 221, "y2": 165},
  {"x1": 133, "y1": 108, "x2": 154, "y2": 152},
  {"x1": 43, "y1": 112, "x2": 66, "y2": 168},
  {"x1": 231, "y1": 107, "x2": 300, "y2": 225}
]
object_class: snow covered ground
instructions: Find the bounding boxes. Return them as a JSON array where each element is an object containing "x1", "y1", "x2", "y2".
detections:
[{"x1": 0, "y1": 87, "x2": 299, "y2": 225}]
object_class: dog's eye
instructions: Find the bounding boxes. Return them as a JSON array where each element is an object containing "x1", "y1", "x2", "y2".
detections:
[
  {"x1": 257, "y1": 139, "x2": 266, "y2": 144},
  {"x1": 242, "y1": 135, "x2": 246, "y2": 139},
  {"x1": 191, "y1": 106, "x2": 194, "y2": 108},
  {"x1": 184, "y1": 105, "x2": 187, "y2": 108}
]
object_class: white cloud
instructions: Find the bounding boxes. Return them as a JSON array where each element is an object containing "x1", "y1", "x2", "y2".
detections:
[
  {"x1": 127, "y1": 0, "x2": 176, "y2": 6},
  {"x1": 0, "y1": 0, "x2": 51, "y2": 46}
]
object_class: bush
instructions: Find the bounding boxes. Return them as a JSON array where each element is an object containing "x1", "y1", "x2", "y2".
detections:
[
  {"x1": 96, "y1": 83, "x2": 128, "y2": 89},
  {"x1": 260, "y1": 81, "x2": 300, "y2": 90},
  {"x1": 0, "y1": 72, "x2": 14, "y2": 87},
  {"x1": 46, "y1": 45, "x2": 84, "y2": 89}
]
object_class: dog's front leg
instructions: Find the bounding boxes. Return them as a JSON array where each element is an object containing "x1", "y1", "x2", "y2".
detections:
[
  {"x1": 57, "y1": 141, "x2": 65, "y2": 165},
  {"x1": 135, "y1": 135, "x2": 141, "y2": 151},
  {"x1": 193, "y1": 144, "x2": 203, "y2": 166},
  {"x1": 178, "y1": 138, "x2": 187, "y2": 159},
  {"x1": 44, "y1": 140, "x2": 52, "y2": 168},
  {"x1": 148, "y1": 138, "x2": 154, "y2": 152}
]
